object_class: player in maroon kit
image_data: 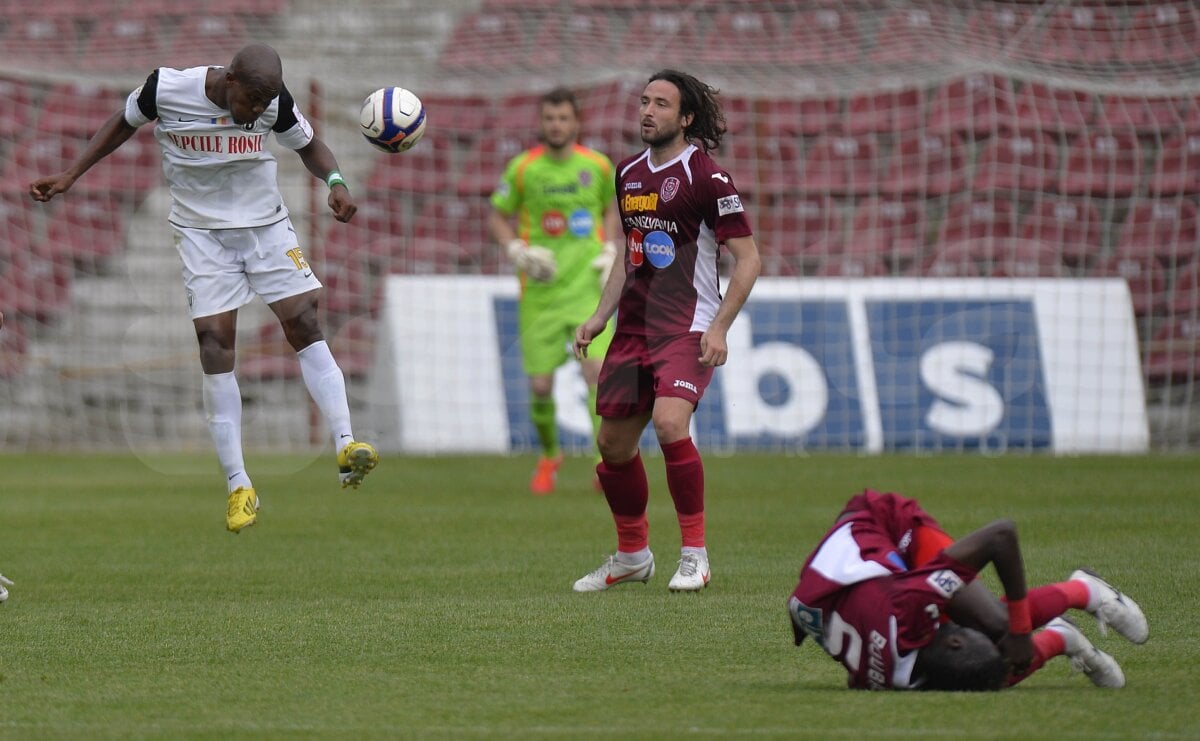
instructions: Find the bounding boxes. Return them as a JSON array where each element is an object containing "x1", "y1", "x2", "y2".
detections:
[
  {"x1": 788, "y1": 491, "x2": 1149, "y2": 690},
  {"x1": 572, "y1": 70, "x2": 760, "y2": 593}
]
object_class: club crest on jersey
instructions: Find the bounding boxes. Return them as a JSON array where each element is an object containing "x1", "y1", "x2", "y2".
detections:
[
  {"x1": 717, "y1": 195, "x2": 744, "y2": 216},
  {"x1": 578, "y1": 170, "x2": 592, "y2": 187},
  {"x1": 660, "y1": 176, "x2": 680, "y2": 202},
  {"x1": 643, "y1": 230, "x2": 676, "y2": 269}
]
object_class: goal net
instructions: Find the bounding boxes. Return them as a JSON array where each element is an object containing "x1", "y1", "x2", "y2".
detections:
[{"x1": 0, "y1": 0, "x2": 1196, "y2": 455}]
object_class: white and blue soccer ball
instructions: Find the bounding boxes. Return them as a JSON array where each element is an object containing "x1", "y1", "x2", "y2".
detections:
[{"x1": 359, "y1": 87, "x2": 426, "y2": 153}]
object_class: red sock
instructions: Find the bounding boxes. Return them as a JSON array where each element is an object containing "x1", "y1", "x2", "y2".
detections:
[
  {"x1": 662, "y1": 437, "x2": 705, "y2": 548},
  {"x1": 1005, "y1": 582, "x2": 1089, "y2": 630},
  {"x1": 1006, "y1": 629, "x2": 1066, "y2": 687},
  {"x1": 597, "y1": 453, "x2": 649, "y2": 552}
]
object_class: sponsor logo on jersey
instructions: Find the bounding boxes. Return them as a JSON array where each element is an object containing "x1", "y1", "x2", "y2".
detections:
[
  {"x1": 643, "y1": 230, "x2": 676, "y2": 269},
  {"x1": 711, "y1": 172, "x2": 730, "y2": 184},
  {"x1": 622, "y1": 193, "x2": 659, "y2": 212},
  {"x1": 717, "y1": 194, "x2": 744, "y2": 216},
  {"x1": 925, "y1": 569, "x2": 965, "y2": 598},
  {"x1": 626, "y1": 215, "x2": 679, "y2": 233},
  {"x1": 624, "y1": 180, "x2": 642, "y2": 191},
  {"x1": 541, "y1": 210, "x2": 567, "y2": 236},
  {"x1": 165, "y1": 132, "x2": 264, "y2": 155},
  {"x1": 673, "y1": 379, "x2": 698, "y2": 394},
  {"x1": 568, "y1": 209, "x2": 594, "y2": 237},
  {"x1": 542, "y1": 183, "x2": 579, "y2": 195},
  {"x1": 661, "y1": 176, "x2": 680, "y2": 202},
  {"x1": 628, "y1": 228, "x2": 644, "y2": 267}
]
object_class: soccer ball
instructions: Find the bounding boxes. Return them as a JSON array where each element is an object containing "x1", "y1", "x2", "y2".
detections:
[{"x1": 359, "y1": 87, "x2": 426, "y2": 153}]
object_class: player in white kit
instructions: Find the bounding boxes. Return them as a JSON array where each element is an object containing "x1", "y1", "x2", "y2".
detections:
[{"x1": 30, "y1": 44, "x2": 378, "y2": 534}]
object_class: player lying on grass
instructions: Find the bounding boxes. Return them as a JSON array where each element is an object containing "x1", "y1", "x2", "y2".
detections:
[{"x1": 788, "y1": 490, "x2": 1148, "y2": 690}]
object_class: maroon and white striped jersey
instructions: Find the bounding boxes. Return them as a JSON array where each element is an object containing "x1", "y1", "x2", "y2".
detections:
[{"x1": 614, "y1": 144, "x2": 752, "y2": 337}]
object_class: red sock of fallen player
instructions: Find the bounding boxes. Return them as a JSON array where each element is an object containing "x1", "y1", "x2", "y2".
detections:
[
  {"x1": 1006, "y1": 628, "x2": 1066, "y2": 687},
  {"x1": 1006, "y1": 582, "x2": 1091, "y2": 630},
  {"x1": 662, "y1": 437, "x2": 705, "y2": 547}
]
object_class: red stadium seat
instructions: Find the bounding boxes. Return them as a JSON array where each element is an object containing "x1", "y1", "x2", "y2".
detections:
[
  {"x1": 319, "y1": 193, "x2": 405, "y2": 269},
  {"x1": 526, "y1": 12, "x2": 614, "y2": 70},
  {"x1": 420, "y1": 94, "x2": 494, "y2": 143},
  {"x1": 963, "y1": 5, "x2": 1034, "y2": 58},
  {"x1": 0, "y1": 194, "x2": 37, "y2": 253},
  {"x1": 328, "y1": 316, "x2": 373, "y2": 380},
  {"x1": 79, "y1": 16, "x2": 172, "y2": 71},
  {"x1": 937, "y1": 194, "x2": 1019, "y2": 252},
  {"x1": 1169, "y1": 262, "x2": 1200, "y2": 316},
  {"x1": 494, "y1": 91, "x2": 544, "y2": 135},
  {"x1": 438, "y1": 11, "x2": 527, "y2": 71},
  {"x1": 1147, "y1": 133, "x2": 1200, "y2": 196},
  {"x1": 785, "y1": 7, "x2": 862, "y2": 65},
  {"x1": 2, "y1": 136, "x2": 81, "y2": 193},
  {"x1": 168, "y1": 14, "x2": 251, "y2": 69},
  {"x1": 618, "y1": 12, "x2": 700, "y2": 67},
  {"x1": 2, "y1": 255, "x2": 73, "y2": 320},
  {"x1": 1018, "y1": 197, "x2": 1105, "y2": 268},
  {"x1": 1144, "y1": 316, "x2": 1200, "y2": 385},
  {"x1": 366, "y1": 134, "x2": 454, "y2": 195},
  {"x1": 870, "y1": 8, "x2": 949, "y2": 64},
  {"x1": 1185, "y1": 97, "x2": 1200, "y2": 132},
  {"x1": 923, "y1": 242, "x2": 982, "y2": 277},
  {"x1": 411, "y1": 197, "x2": 491, "y2": 274},
  {"x1": 971, "y1": 132, "x2": 1059, "y2": 192},
  {"x1": 798, "y1": 133, "x2": 881, "y2": 196},
  {"x1": 580, "y1": 79, "x2": 641, "y2": 144},
  {"x1": 989, "y1": 239, "x2": 1068, "y2": 278},
  {"x1": 0, "y1": 77, "x2": 34, "y2": 139},
  {"x1": 843, "y1": 86, "x2": 925, "y2": 135},
  {"x1": 1096, "y1": 94, "x2": 1185, "y2": 133},
  {"x1": 699, "y1": 11, "x2": 784, "y2": 64},
  {"x1": 81, "y1": 128, "x2": 161, "y2": 198},
  {"x1": 0, "y1": 14, "x2": 78, "y2": 64},
  {"x1": 1121, "y1": 4, "x2": 1200, "y2": 65},
  {"x1": 1059, "y1": 130, "x2": 1143, "y2": 197},
  {"x1": 318, "y1": 260, "x2": 370, "y2": 318},
  {"x1": 1116, "y1": 199, "x2": 1198, "y2": 267},
  {"x1": 454, "y1": 135, "x2": 528, "y2": 197},
  {"x1": 842, "y1": 197, "x2": 929, "y2": 270},
  {"x1": 756, "y1": 196, "x2": 842, "y2": 272},
  {"x1": 927, "y1": 74, "x2": 1016, "y2": 136},
  {"x1": 44, "y1": 193, "x2": 127, "y2": 262},
  {"x1": 1011, "y1": 83, "x2": 1095, "y2": 135},
  {"x1": 881, "y1": 131, "x2": 968, "y2": 196},
  {"x1": 753, "y1": 138, "x2": 802, "y2": 197},
  {"x1": 1093, "y1": 253, "x2": 1167, "y2": 317},
  {"x1": 37, "y1": 82, "x2": 124, "y2": 138},
  {"x1": 1032, "y1": 6, "x2": 1123, "y2": 65},
  {"x1": 757, "y1": 93, "x2": 841, "y2": 138}
]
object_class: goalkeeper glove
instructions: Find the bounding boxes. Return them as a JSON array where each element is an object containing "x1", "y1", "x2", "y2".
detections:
[
  {"x1": 591, "y1": 240, "x2": 618, "y2": 288},
  {"x1": 506, "y1": 239, "x2": 557, "y2": 282}
]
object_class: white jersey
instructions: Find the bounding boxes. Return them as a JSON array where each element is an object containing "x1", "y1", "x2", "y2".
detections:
[{"x1": 124, "y1": 66, "x2": 315, "y2": 229}]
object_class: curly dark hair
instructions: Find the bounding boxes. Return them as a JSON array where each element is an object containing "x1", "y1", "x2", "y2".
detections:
[
  {"x1": 912, "y1": 624, "x2": 1008, "y2": 692},
  {"x1": 647, "y1": 69, "x2": 726, "y2": 153}
]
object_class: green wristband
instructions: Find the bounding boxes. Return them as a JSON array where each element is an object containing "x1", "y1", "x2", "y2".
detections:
[{"x1": 326, "y1": 171, "x2": 347, "y2": 189}]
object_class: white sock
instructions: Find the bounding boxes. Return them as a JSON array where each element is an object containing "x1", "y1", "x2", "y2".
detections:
[
  {"x1": 682, "y1": 546, "x2": 708, "y2": 560},
  {"x1": 616, "y1": 547, "x2": 651, "y2": 565},
  {"x1": 297, "y1": 340, "x2": 354, "y2": 449},
  {"x1": 202, "y1": 372, "x2": 251, "y2": 493}
]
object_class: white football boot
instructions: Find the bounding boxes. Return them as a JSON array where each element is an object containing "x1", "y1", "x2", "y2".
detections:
[
  {"x1": 668, "y1": 551, "x2": 711, "y2": 592},
  {"x1": 1070, "y1": 569, "x2": 1149, "y2": 644},
  {"x1": 0, "y1": 573, "x2": 12, "y2": 603},
  {"x1": 573, "y1": 552, "x2": 655, "y2": 592},
  {"x1": 1046, "y1": 617, "x2": 1125, "y2": 689}
]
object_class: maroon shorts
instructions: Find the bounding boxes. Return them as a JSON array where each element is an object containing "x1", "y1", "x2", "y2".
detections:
[{"x1": 595, "y1": 332, "x2": 715, "y2": 418}]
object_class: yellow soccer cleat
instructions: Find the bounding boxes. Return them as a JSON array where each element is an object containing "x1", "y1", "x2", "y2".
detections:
[
  {"x1": 338, "y1": 441, "x2": 379, "y2": 489},
  {"x1": 226, "y1": 486, "x2": 259, "y2": 534}
]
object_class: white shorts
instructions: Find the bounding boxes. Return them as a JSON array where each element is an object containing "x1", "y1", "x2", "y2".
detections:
[{"x1": 172, "y1": 218, "x2": 323, "y2": 319}]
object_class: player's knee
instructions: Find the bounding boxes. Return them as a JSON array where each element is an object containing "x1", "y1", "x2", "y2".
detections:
[{"x1": 280, "y1": 311, "x2": 323, "y2": 351}]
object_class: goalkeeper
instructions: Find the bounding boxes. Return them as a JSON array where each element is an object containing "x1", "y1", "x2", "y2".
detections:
[{"x1": 489, "y1": 86, "x2": 620, "y2": 495}]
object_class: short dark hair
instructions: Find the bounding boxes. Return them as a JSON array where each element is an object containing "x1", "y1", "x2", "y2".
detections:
[
  {"x1": 913, "y1": 624, "x2": 1008, "y2": 692},
  {"x1": 540, "y1": 86, "x2": 579, "y2": 116},
  {"x1": 647, "y1": 69, "x2": 726, "y2": 152}
]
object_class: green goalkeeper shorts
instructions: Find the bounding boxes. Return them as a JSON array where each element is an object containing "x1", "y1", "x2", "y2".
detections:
[{"x1": 518, "y1": 296, "x2": 613, "y2": 377}]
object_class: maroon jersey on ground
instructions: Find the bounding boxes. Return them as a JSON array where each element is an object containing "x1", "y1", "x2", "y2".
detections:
[
  {"x1": 614, "y1": 144, "x2": 753, "y2": 338},
  {"x1": 788, "y1": 491, "x2": 978, "y2": 689}
]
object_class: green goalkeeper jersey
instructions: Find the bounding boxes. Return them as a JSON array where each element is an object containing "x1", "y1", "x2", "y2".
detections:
[{"x1": 491, "y1": 143, "x2": 616, "y2": 304}]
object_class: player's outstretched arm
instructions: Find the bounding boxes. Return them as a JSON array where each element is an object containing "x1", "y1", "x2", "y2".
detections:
[
  {"x1": 297, "y1": 138, "x2": 356, "y2": 223},
  {"x1": 29, "y1": 111, "x2": 137, "y2": 203}
]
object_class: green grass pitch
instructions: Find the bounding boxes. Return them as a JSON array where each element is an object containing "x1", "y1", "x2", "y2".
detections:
[{"x1": 0, "y1": 452, "x2": 1197, "y2": 737}]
